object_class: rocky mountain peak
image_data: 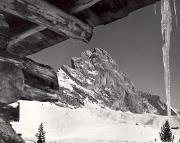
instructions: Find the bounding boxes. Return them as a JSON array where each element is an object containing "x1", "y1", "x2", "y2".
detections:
[{"x1": 57, "y1": 48, "x2": 175, "y2": 115}]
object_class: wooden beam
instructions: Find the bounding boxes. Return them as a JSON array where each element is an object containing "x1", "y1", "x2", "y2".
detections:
[
  {"x1": 70, "y1": 0, "x2": 102, "y2": 14},
  {"x1": 0, "y1": 0, "x2": 92, "y2": 42},
  {"x1": 23, "y1": 84, "x2": 59, "y2": 102},
  {"x1": 9, "y1": 25, "x2": 46, "y2": 46},
  {"x1": 0, "y1": 104, "x2": 19, "y2": 122},
  {"x1": 0, "y1": 52, "x2": 59, "y2": 90},
  {"x1": 8, "y1": 0, "x2": 100, "y2": 51},
  {"x1": 0, "y1": 55, "x2": 22, "y2": 67},
  {"x1": 8, "y1": 27, "x2": 68, "y2": 56},
  {"x1": 23, "y1": 84, "x2": 83, "y2": 108}
]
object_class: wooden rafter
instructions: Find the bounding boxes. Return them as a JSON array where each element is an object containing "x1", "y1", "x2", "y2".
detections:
[
  {"x1": 0, "y1": 104, "x2": 19, "y2": 122},
  {"x1": 9, "y1": 25, "x2": 46, "y2": 46},
  {"x1": 69, "y1": 0, "x2": 102, "y2": 13},
  {"x1": 8, "y1": 0, "x2": 102, "y2": 48},
  {"x1": 3, "y1": 0, "x2": 160, "y2": 57},
  {"x1": 0, "y1": 51, "x2": 59, "y2": 90},
  {"x1": 0, "y1": 0, "x2": 92, "y2": 42}
]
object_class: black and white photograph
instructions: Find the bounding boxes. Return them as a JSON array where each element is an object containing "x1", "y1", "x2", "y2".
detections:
[{"x1": 0, "y1": 0, "x2": 180, "y2": 143}]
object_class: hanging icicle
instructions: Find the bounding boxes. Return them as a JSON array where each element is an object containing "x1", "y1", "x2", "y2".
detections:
[
  {"x1": 154, "y1": 3, "x2": 157, "y2": 15},
  {"x1": 173, "y1": 0, "x2": 178, "y2": 26},
  {"x1": 161, "y1": 0, "x2": 172, "y2": 116}
]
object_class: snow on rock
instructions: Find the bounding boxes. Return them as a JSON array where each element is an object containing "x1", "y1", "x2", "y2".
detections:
[
  {"x1": 14, "y1": 48, "x2": 180, "y2": 142},
  {"x1": 57, "y1": 48, "x2": 177, "y2": 116}
]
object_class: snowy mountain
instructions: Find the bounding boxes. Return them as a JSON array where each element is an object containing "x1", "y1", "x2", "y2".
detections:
[
  {"x1": 12, "y1": 48, "x2": 180, "y2": 142},
  {"x1": 57, "y1": 48, "x2": 176, "y2": 116}
]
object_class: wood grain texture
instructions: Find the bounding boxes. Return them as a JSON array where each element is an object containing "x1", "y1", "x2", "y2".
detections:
[
  {"x1": 8, "y1": 28, "x2": 68, "y2": 56},
  {"x1": 6, "y1": 0, "x2": 100, "y2": 56},
  {"x1": 4, "y1": 0, "x2": 159, "y2": 56},
  {"x1": 0, "y1": 0, "x2": 92, "y2": 42},
  {"x1": 75, "y1": 0, "x2": 160, "y2": 26},
  {"x1": 0, "y1": 104, "x2": 19, "y2": 122},
  {"x1": 0, "y1": 52, "x2": 59, "y2": 91}
]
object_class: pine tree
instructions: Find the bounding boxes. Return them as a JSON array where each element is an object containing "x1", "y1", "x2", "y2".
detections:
[
  {"x1": 159, "y1": 120, "x2": 173, "y2": 142},
  {"x1": 35, "y1": 123, "x2": 46, "y2": 143}
]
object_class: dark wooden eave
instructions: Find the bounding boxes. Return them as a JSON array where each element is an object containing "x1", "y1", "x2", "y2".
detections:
[
  {"x1": 0, "y1": 104, "x2": 19, "y2": 122},
  {"x1": 0, "y1": 0, "x2": 159, "y2": 57},
  {"x1": 0, "y1": 51, "x2": 59, "y2": 91}
]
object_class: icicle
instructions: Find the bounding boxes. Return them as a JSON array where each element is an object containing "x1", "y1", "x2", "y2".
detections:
[
  {"x1": 154, "y1": 3, "x2": 157, "y2": 15},
  {"x1": 161, "y1": 0, "x2": 172, "y2": 116},
  {"x1": 173, "y1": 0, "x2": 178, "y2": 27}
]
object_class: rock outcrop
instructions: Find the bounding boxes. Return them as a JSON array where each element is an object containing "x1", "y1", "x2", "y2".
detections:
[{"x1": 57, "y1": 48, "x2": 175, "y2": 115}]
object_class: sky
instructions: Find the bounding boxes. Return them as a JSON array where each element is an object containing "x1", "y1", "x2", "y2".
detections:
[
  {"x1": 29, "y1": 2, "x2": 180, "y2": 110},
  {"x1": 12, "y1": 1, "x2": 180, "y2": 139}
]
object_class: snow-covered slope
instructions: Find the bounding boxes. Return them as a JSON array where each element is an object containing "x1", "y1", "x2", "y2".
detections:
[
  {"x1": 57, "y1": 48, "x2": 176, "y2": 115},
  {"x1": 12, "y1": 101, "x2": 180, "y2": 143}
]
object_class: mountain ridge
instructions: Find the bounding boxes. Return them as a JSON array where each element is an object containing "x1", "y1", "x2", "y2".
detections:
[{"x1": 57, "y1": 48, "x2": 176, "y2": 115}]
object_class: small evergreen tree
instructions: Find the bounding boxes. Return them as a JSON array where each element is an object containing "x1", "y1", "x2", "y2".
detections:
[
  {"x1": 159, "y1": 120, "x2": 173, "y2": 142},
  {"x1": 35, "y1": 123, "x2": 46, "y2": 143}
]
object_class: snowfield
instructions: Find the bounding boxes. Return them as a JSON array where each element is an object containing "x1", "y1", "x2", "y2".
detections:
[
  {"x1": 12, "y1": 101, "x2": 180, "y2": 143},
  {"x1": 24, "y1": 138, "x2": 180, "y2": 143}
]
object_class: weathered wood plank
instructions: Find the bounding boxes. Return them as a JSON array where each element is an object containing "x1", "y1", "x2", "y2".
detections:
[
  {"x1": 9, "y1": 25, "x2": 46, "y2": 46},
  {"x1": 8, "y1": 28, "x2": 68, "y2": 56},
  {"x1": 0, "y1": 55, "x2": 22, "y2": 67},
  {"x1": 69, "y1": 0, "x2": 102, "y2": 14},
  {"x1": 75, "y1": 0, "x2": 160, "y2": 26},
  {"x1": 0, "y1": 52, "x2": 59, "y2": 91},
  {"x1": 9, "y1": 0, "x2": 101, "y2": 42},
  {"x1": 6, "y1": 0, "x2": 160, "y2": 56},
  {"x1": 22, "y1": 84, "x2": 59, "y2": 102},
  {"x1": 7, "y1": 0, "x2": 101, "y2": 56},
  {"x1": 0, "y1": 0, "x2": 92, "y2": 42},
  {"x1": 0, "y1": 104, "x2": 19, "y2": 122},
  {"x1": 23, "y1": 84, "x2": 83, "y2": 108}
]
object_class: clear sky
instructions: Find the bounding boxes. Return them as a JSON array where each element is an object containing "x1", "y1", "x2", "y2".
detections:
[{"x1": 29, "y1": 2, "x2": 180, "y2": 110}]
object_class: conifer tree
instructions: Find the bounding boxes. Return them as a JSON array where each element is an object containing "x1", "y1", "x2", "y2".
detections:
[
  {"x1": 159, "y1": 120, "x2": 173, "y2": 142},
  {"x1": 35, "y1": 123, "x2": 46, "y2": 143}
]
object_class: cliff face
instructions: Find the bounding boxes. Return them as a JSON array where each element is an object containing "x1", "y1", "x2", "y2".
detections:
[{"x1": 57, "y1": 48, "x2": 174, "y2": 115}]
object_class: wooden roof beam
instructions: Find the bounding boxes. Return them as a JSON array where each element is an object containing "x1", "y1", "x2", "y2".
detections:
[
  {"x1": 0, "y1": 0, "x2": 92, "y2": 42},
  {"x1": 9, "y1": 25, "x2": 46, "y2": 46},
  {"x1": 0, "y1": 104, "x2": 19, "y2": 122},
  {"x1": 8, "y1": 0, "x2": 102, "y2": 48},
  {"x1": 70, "y1": 0, "x2": 102, "y2": 14}
]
